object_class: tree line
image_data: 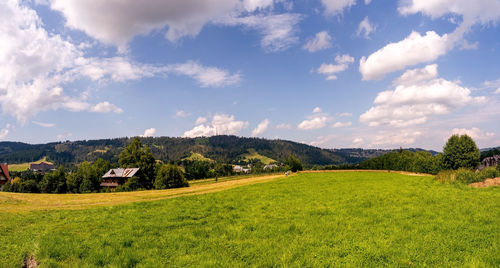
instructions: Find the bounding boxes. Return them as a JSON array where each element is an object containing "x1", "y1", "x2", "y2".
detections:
[{"x1": 2, "y1": 138, "x2": 304, "y2": 193}]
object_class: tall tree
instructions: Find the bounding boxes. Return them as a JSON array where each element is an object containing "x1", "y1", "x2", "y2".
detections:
[
  {"x1": 40, "y1": 166, "x2": 67, "y2": 193},
  {"x1": 442, "y1": 134, "x2": 480, "y2": 170},
  {"x1": 119, "y1": 138, "x2": 156, "y2": 188},
  {"x1": 285, "y1": 155, "x2": 303, "y2": 172}
]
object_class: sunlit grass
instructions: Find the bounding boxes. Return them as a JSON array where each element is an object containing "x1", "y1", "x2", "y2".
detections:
[{"x1": 0, "y1": 172, "x2": 498, "y2": 267}]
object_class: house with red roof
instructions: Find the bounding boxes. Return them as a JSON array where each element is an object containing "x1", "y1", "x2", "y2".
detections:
[{"x1": 0, "y1": 164, "x2": 11, "y2": 186}]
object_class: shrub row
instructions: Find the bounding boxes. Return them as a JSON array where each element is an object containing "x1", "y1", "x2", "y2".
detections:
[{"x1": 435, "y1": 167, "x2": 500, "y2": 184}]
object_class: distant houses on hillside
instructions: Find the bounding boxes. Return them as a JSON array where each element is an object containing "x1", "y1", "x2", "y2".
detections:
[
  {"x1": 233, "y1": 165, "x2": 251, "y2": 173},
  {"x1": 0, "y1": 164, "x2": 10, "y2": 186},
  {"x1": 100, "y1": 168, "x2": 139, "y2": 190},
  {"x1": 30, "y1": 162, "x2": 55, "y2": 172}
]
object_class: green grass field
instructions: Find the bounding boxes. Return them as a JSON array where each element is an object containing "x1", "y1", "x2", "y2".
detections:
[{"x1": 1, "y1": 172, "x2": 499, "y2": 267}]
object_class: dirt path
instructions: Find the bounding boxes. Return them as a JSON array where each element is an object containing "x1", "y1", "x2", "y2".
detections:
[{"x1": 0, "y1": 174, "x2": 289, "y2": 212}]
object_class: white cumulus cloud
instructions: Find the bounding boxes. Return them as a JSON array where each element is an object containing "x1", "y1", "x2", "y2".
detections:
[
  {"x1": 251, "y1": 119, "x2": 270, "y2": 136},
  {"x1": 90, "y1": 102, "x2": 123, "y2": 114},
  {"x1": 298, "y1": 116, "x2": 329, "y2": 130},
  {"x1": 142, "y1": 128, "x2": 156, "y2": 137},
  {"x1": 359, "y1": 31, "x2": 450, "y2": 80},
  {"x1": 450, "y1": 127, "x2": 494, "y2": 140},
  {"x1": 184, "y1": 114, "x2": 248, "y2": 137},
  {"x1": 317, "y1": 54, "x2": 354, "y2": 80},
  {"x1": 360, "y1": 64, "x2": 485, "y2": 127},
  {"x1": 0, "y1": 1, "x2": 240, "y2": 124},
  {"x1": 361, "y1": 0, "x2": 500, "y2": 80},
  {"x1": 303, "y1": 31, "x2": 332, "y2": 52}
]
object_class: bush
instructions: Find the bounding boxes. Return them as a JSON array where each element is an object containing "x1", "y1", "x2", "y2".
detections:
[
  {"x1": 455, "y1": 168, "x2": 480, "y2": 184},
  {"x1": 120, "y1": 176, "x2": 143, "y2": 191},
  {"x1": 478, "y1": 167, "x2": 499, "y2": 181},
  {"x1": 435, "y1": 170, "x2": 456, "y2": 183},
  {"x1": 154, "y1": 164, "x2": 188, "y2": 189}
]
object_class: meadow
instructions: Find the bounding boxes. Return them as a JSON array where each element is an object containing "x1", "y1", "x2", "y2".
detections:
[{"x1": 0, "y1": 172, "x2": 499, "y2": 267}]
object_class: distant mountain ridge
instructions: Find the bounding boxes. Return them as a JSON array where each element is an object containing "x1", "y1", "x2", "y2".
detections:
[{"x1": 0, "y1": 135, "x2": 449, "y2": 168}]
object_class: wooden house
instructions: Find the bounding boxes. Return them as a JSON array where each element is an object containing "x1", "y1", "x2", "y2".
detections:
[
  {"x1": 0, "y1": 164, "x2": 10, "y2": 185},
  {"x1": 30, "y1": 162, "x2": 55, "y2": 172},
  {"x1": 100, "y1": 168, "x2": 139, "y2": 189}
]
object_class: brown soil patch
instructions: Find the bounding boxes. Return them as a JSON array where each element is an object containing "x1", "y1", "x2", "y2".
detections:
[
  {"x1": 24, "y1": 255, "x2": 38, "y2": 268},
  {"x1": 469, "y1": 177, "x2": 500, "y2": 188}
]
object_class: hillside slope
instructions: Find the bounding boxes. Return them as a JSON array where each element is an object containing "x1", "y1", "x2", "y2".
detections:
[{"x1": 0, "y1": 136, "x2": 346, "y2": 167}]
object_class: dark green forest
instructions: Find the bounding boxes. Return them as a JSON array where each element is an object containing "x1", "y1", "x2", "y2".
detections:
[{"x1": 0, "y1": 136, "x2": 356, "y2": 167}]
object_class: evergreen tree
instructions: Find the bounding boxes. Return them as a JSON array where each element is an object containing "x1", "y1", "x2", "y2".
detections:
[{"x1": 442, "y1": 134, "x2": 480, "y2": 170}]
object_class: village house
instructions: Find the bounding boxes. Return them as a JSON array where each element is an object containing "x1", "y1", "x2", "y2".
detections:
[
  {"x1": 263, "y1": 164, "x2": 278, "y2": 170},
  {"x1": 0, "y1": 164, "x2": 10, "y2": 186},
  {"x1": 30, "y1": 162, "x2": 55, "y2": 172},
  {"x1": 233, "y1": 165, "x2": 251, "y2": 173},
  {"x1": 100, "y1": 168, "x2": 139, "y2": 190},
  {"x1": 478, "y1": 155, "x2": 500, "y2": 170}
]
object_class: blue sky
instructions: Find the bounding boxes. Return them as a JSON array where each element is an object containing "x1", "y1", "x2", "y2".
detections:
[{"x1": 1, "y1": 0, "x2": 499, "y2": 150}]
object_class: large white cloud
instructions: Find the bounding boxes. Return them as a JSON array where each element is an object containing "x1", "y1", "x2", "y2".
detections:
[
  {"x1": 398, "y1": 0, "x2": 500, "y2": 26},
  {"x1": 360, "y1": 64, "x2": 485, "y2": 127},
  {"x1": 359, "y1": 31, "x2": 450, "y2": 80},
  {"x1": 46, "y1": 0, "x2": 299, "y2": 52},
  {"x1": 0, "y1": 1, "x2": 240, "y2": 123},
  {"x1": 184, "y1": 114, "x2": 249, "y2": 137},
  {"x1": 360, "y1": 0, "x2": 500, "y2": 80},
  {"x1": 303, "y1": 31, "x2": 332, "y2": 52},
  {"x1": 48, "y1": 0, "x2": 240, "y2": 46}
]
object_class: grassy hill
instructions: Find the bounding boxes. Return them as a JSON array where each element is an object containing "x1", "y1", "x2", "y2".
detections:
[
  {"x1": 241, "y1": 148, "x2": 275, "y2": 164},
  {"x1": 0, "y1": 171, "x2": 498, "y2": 266}
]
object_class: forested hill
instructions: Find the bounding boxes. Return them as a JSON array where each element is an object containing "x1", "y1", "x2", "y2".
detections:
[{"x1": 0, "y1": 136, "x2": 349, "y2": 167}]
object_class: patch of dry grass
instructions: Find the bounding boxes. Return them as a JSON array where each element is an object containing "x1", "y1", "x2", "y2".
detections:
[{"x1": 0, "y1": 174, "x2": 288, "y2": 212}]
